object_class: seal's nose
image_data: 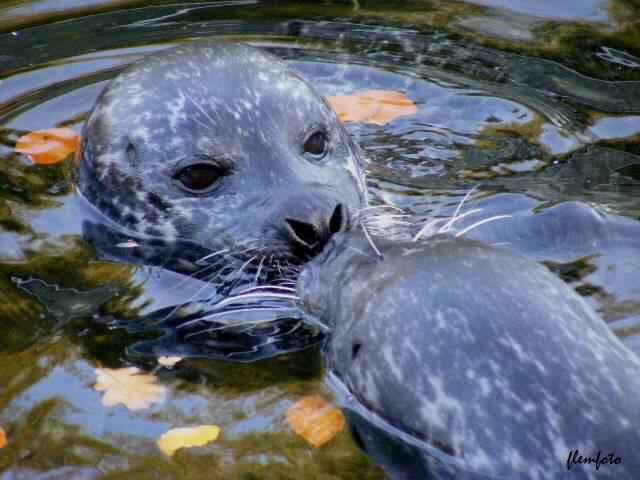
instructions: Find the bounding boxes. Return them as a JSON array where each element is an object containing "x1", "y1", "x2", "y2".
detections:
[{"x1": 285, "y1": 202, "x2": 345, "y2": 255}]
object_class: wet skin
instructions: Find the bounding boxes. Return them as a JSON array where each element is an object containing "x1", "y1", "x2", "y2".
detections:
[
  {"x1": 298, "y1": 230, "x2": 640, "y2": 480},
  {"x1": 75, "y1": 40, "x2": 367, "y2": 273}
]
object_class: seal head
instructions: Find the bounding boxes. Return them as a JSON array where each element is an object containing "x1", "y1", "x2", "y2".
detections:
[{"x1": 76, "y1": 40, "x2": 366, "y2": 269}]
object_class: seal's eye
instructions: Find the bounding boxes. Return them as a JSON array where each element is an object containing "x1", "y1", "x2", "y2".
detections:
[
  {"x1": 174, "y1": 163, "x2": 223, "y2": 193},
  {"x1": 303, "y1": 131, "x2": 328, "y2": 158}
]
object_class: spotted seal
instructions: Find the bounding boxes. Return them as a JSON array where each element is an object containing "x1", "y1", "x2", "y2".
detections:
[
  {"x1": 75, "y1": 39, "x2": 366, "y2": 275},
  {"x1": 298, "y1": 230, "x2": 640, "y2": 480}
]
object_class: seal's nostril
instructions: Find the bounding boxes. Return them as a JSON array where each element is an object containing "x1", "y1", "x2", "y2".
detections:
[
  {"x1": 329, "y1": 203, "x2": 344, "y2": 234},
  {"x1": 286, "y1": 218, "x2": 319, "y2": 247},
  {"x1": 285, "y1": 201, "x2": 346, "y2": 254}
]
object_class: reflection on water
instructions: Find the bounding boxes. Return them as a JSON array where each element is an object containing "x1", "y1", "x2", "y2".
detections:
[
  {"x1": 1, "y1": 0, "x2": 640, "y2": 478},
  {"x1": 462, "y1": 0, "x2": 611, "y2": 22}
]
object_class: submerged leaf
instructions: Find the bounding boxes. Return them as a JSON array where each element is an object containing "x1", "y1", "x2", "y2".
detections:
[
  {"x1": 157, "y1": 425, "x2": 220, "y2": 456},
  {"x1": 285, "y1": 395, "x2": 345, "y2": 448},
  {"x1": 14, "y1": 128, "x2": 80, "y2": 165},
  {"x1": 94, "y1": 367, "x2": 166, "y2": 411},
  {"x1": 328, "y1": 90, "x2": 417, "y2": 126},
  {"x1": 0, "y1": 426, "x2": 6, "y2": 448}
]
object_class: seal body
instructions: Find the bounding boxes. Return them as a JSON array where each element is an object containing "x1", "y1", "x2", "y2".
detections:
[
  {"x1": 75, "y1": 40, "x2": 366, "y2": 272},
  {"x1": 298, "y1": 231, "x2": 640, "y2": 480}
]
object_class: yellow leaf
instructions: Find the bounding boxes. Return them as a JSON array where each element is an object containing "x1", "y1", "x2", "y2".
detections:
[
  {"x1": 285, "y1": 395, "x2": 345, "y2": 448},
  {"x1": 94, "y1": 367, "x2": 166, "y2": 411},
  {"x1": 158, "y1": 356, "x2": 183, "y2": 367},
  {"x1": 328, "y1": 90, "x2": 417, "y2": 126},
  {"x1": 14, "y1": 128, "x2": 80, "y2": 165},
  {"x1": 0, "y1": 426, "x2": 7, "y2": 449},
  {"x1": 157, "y1": 425, "x2": 220, "y2": 456}
]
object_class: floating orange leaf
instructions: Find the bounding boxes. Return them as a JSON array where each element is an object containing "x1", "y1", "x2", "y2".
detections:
[
  {"x1": 0, "y1": 426, "x2": 6, "y2": 449},
  {"x1": 285, "y1": 395, "x2": 345, "y2": 448},
  {"x1": 14, "y1": 128, "x2": 80, "y2": 165},
  {"x1": 328, "y1": 90, "x2": 417, "y2": 126},
  {"x1": 94, "y1": 367, "x2": 166, "y2": 411},
  {"x1": 158, "y1": 356, "x2": 183, "y2": 367},
  {"x1": 157, "y1": 425, "x2": 220, "y2": 456}
]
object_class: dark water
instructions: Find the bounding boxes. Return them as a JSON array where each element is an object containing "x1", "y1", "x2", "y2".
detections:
[{"x1": 1, "y1": 1, "x2": 640, "y2": 478}]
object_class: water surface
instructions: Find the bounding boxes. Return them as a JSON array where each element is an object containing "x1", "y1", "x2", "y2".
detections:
[{"x1": 1, "y1": 1, "x2": 640, "y2": 478}]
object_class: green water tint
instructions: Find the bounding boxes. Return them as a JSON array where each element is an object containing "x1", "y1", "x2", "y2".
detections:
[{"x1": 1, "y1": 0, "x2": 640, "y2": 478}]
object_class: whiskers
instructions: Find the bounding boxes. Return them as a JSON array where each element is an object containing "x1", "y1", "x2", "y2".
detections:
[
  {"x1": 453, "y1": 214, "x2": 511, "y2": 237},
  {"x1": 145, "y1": 236, "x2": 305, "y2": 337},
  {"x1": 178, "y1": 286, "x2": 301, "y2": 339},
  {"x1": 195, "y1": 248, "x2": 230, "y2": 266},
  {"x1": 360, "y1": 218, "x2": 383, "y2": 259},
  {"x1": 359, "y1": 204, "x2": 412, "y2": 242},
  {"x1": 358, "y1": 187, "x2": 511, "y2": 244},
  {"x1": 413, "y1": 186, "x2": 510, "y2": 241}
]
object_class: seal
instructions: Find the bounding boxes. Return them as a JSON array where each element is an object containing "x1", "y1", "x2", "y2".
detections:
[
  {"x1": 75, "y1": 39, "x2": 367, "y2": 275},
  {"x1": 297, "y1": 230, "x2": 640, "y2": 480}
]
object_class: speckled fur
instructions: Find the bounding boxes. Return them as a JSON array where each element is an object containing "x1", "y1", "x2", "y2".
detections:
[
  {"x1": 76, "y1": 40, "x2": 366, "y2": 260},
  {"x1": 298, "y1": 231, "x2": 640, "y2": 480}
]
